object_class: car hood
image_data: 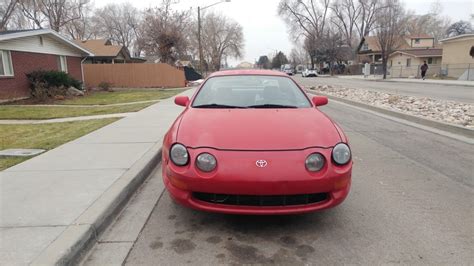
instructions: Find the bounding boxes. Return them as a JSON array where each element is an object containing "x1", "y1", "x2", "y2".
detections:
[{"x1": 177, "y1": 108, "x2": 341, "y2": 150}]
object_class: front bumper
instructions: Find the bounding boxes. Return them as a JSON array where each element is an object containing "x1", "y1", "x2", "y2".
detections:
[{"x1": 162, "y1": 148, "x2": 352, "y2": 215}]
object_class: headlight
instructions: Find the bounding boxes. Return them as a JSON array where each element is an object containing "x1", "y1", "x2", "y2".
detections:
[
  {"x1": 170, "y1": 143, "x2": 189, "y2": 166},
  {"x1": 305, "y1": 153, "x2": 325, "y2": 172},
  {"x1": 196, "y1": 153, "x2": 217, "y2": 172},
  {"x1": 332, "y1": 143, "x2": 351, "y2": 165}
]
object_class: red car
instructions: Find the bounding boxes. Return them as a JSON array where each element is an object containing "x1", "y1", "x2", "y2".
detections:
[{"x1": 162, "y1": 70, "x2": 352, "y2": 215}]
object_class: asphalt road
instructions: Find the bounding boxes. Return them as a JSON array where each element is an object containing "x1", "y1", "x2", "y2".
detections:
[
  {"x1": 294, "y1": 76, "x2": 474, "y2": 104},
  {"x1": 83, "y1": 100, "x2": 473, "y2": 265}
]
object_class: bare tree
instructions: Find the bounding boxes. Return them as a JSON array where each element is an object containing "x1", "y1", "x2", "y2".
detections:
[
  {"x1": 290, "y1": 46, "x2": 308, "y2": 66},
  {"x1": 404, "y1": 1, "x2": 451, "y2": 41},
  {"x1": 356, "y1": 0, "x2": 382, "y2": 41},
  {"x1": 375, "y1": 0, "x2": 407, "y2": 79},
  {"x1": 38, "y1": 0, "x2": 90, "y2": 32},
  {"x1": 64, "y1": 1, "x2": 94, "y2": 39},
  {"x1": 0, "y1": 0, "x2": 17, "y2": 30},
  {"x1": 278, "y1": 0, "x2": 331, "y2": 68},
  {"x1": 446, "y1": 20, "x2": 472, "y2": 37},
  {"x1": 197, "y1": 12, "x2": 244, "y2": 72},
  {"x1": 303, "y1": 35, "x2": 318, "y2": 68},
  {"x1": 11, "y1": 0, "x2": 90, "y2": 31},
  {"x1": 13, "y1": 0, "x2": 46, "y2": 29},
  {"x1": 307, "y1": 25, "x2": 346, "y2": 75},
  {"x1": 139, "y1": 0, "x2": 191, "y2": 64},
  {"x1": 91, "y1": 3, "x2": 140, "y2": 51},
  {"x1": 329, "y1": 0, "x2": 385, "y2": 49},
  {"x1": 330, "y1": 0, "x2": 360, "y2": 48}
]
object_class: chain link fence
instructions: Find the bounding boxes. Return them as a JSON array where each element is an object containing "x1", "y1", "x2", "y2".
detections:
[
  {"x1": 389, "y1": 63, "x2": 474, "y2": 80},
  {"x1": 343, "y1": 63, "x2": 474, "y2": 80},
  {"x1": 346, "y1": 64, "x2": 385, "y2": 75}
]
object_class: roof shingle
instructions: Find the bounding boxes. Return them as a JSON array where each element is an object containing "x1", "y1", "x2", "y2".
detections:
[
  {"x1": 0, "y1": 29, "x2": 41, "y2": 35},
  {"x1": 361, "y1": 36, "x2": 410, "y2": 53},
  {"x1": 391, "y1": 48, "x2": 443, "y2": 57},
  {"x1": 73, "y1": 39, "x2": 124, "y2": 57}
]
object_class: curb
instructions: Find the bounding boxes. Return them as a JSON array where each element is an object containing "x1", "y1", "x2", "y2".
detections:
[
  {"x1": 31, "y1": 142, "x2": 163, "y2": 265},
  {"x1": 381, "y1": 79, "x2": 474, "y2": 88},
  {"x1": 306, "y1": 90, "x2": 474, "y2": 140},
  {"x1": 335, "y1": 76, "x2": 474, "y2": 87}
]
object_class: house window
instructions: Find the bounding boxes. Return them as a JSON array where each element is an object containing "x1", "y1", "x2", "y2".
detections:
[
  {"x1": 58, "y1": 55, "x2": 68, "y2": 73},
  {"x1": 0, "y1": 50, "x2": 14, "y2": 77},
  {"x1": 362, "y1": 43, "x2": 369, "y2": 51},
  {"x1": 39, "y1": 36, "x2": 43, "y2": 46},
  {"x1": 406, "y1": 58, "x2": 411, "y2": 67},
  {"x1": 428, "y1": 57, "x2": 433, "y2": 64},
  {"x1": 414, "y1": 38, "x2": 420, "y2": 44}
]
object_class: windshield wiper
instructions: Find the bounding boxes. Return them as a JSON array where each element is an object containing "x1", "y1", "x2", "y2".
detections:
[
  {"x1": 247, "y1": 104, "x2": 298, "y2": 109},
  {"x1": 193, "y1": 103, "x2": 247, "y2": 109}
]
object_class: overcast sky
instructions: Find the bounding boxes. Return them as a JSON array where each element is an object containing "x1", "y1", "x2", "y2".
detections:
[{"x1": 94, "y1": 0, "x2": 473, "y2": 66}]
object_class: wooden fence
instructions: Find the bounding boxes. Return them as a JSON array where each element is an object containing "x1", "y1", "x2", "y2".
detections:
[{"x1": 83, "y1": 63, "x2": 186, "y2": 88}]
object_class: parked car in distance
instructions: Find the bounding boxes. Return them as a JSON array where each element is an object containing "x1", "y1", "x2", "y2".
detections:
[
  {"x1": 163, "y1": 69, "x2": 352, "y2": 215},
  {"x1": 283, "y1": 68, "x2": 295, "y2": 75},
  {"x1": 302, "y1": 68, "x2": 318, "y2": 77},
  {"x1": 320, "y1": 67, "x2": 330, "y2": 74},
  {"x1": 281, "y1": 64, "x2": 295, "y2": 76}
]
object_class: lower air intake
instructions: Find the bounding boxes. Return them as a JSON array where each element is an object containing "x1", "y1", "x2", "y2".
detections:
[{"x1": 192, "y1": 192, "x2": 328, "y2": 206}]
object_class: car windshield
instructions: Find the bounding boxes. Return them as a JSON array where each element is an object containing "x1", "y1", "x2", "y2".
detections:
[{"x1": 192, "y1": 75, "x2": 311, "y2": 108}]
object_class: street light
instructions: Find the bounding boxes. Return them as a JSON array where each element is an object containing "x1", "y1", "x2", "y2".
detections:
[{"x1": 198, "y1": 0, "x2": 231, "y2": 76}]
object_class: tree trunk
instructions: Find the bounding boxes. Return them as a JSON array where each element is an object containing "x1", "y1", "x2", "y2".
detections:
[
  {"x1": 214, "y1": 60, "x2": 220, "y2": 71},
  {"x1": 215, "y1": 55, "x2": 222, "y2": 71},
  {"x1": 382, "y1": 56, "x2": 387, "y2": 79}
]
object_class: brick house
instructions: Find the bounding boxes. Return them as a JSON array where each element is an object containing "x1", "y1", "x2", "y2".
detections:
[{"x1": 0, "y1": 29, "x2": 92, "y2": 101}]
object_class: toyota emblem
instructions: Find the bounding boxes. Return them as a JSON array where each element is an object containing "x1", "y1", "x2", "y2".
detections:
[{"x1": 256, "y1": 160, "x2": 268, "y2": 168}]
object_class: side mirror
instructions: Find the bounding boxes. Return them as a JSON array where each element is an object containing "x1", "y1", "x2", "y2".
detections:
[
  {"x1": 312, "y1": 96, "x2": 328, "y2": 107},
  {"x1": 174, "y1": 96, "x2": 190, "y2": 107}
]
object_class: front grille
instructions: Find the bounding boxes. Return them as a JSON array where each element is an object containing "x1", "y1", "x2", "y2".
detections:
[{"x1": 192, "y1": 192, "x2": 328, "y2": 206}]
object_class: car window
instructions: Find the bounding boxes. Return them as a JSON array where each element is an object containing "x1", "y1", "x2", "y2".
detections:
[{"x1": 192, "y1": 75, "x2": 311, "y2": 108}]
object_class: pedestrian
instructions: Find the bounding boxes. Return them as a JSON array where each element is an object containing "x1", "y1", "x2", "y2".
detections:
[{"x1": 420, "y1": 61, "x2": 429, "y2": 80}]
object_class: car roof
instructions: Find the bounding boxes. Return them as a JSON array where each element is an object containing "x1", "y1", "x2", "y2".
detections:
[{"x1": 208, "y1": 69, "x2": 288, "y2": 78}]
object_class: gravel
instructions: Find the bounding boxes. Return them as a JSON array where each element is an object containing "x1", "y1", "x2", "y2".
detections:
[{"x1": 308, "y1": 85, "x2": 474, "y2": 128}]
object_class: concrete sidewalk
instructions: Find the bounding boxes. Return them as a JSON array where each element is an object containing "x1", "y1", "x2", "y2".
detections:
[
  {"x1": 0, "y1": 112, "x2": 134, "y2": 124},
  {"x1": 0, "y1": 89, "x2": 194, "y2": 265},
  {"x1": 337, "y1": 74, "x2": 383, "y2": 80},
  {"x1": 5, "y1": 99, "x2": 161, "y2": 108},
  {"x1": 388, "y1": 78, "x2": 474, "y2": 86},
  {"x1": 337, "y1": 75, "x2": 474, "y2": 86}
]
